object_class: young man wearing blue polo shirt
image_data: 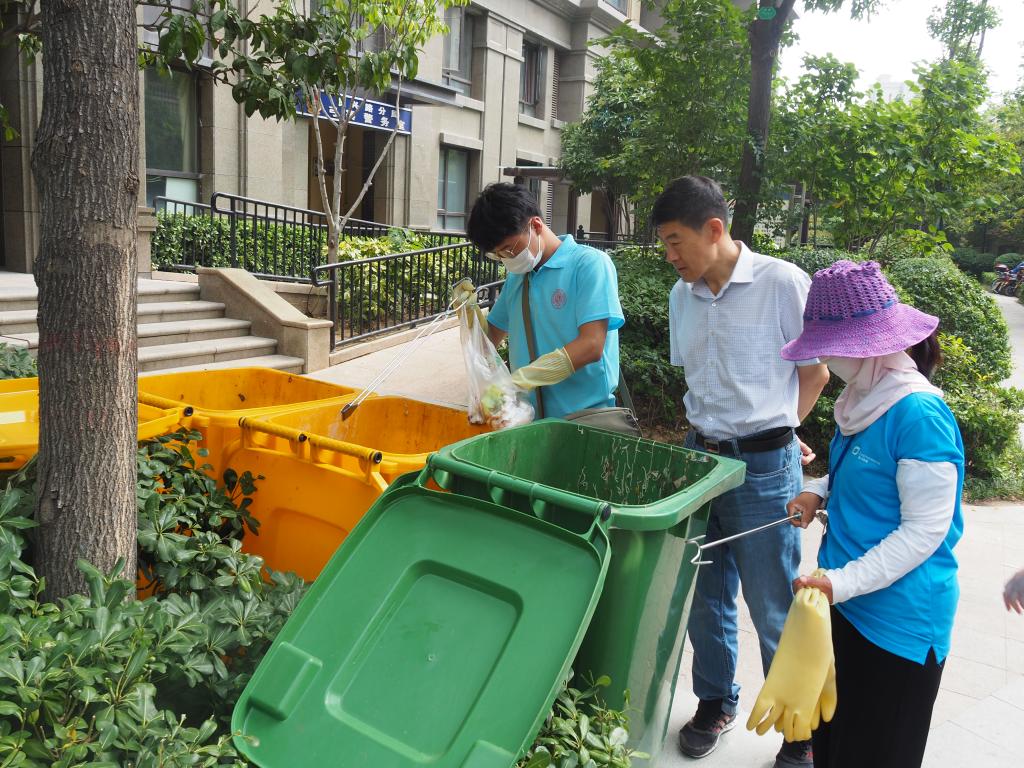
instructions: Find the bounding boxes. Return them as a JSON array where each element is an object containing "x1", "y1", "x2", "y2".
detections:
[
  {"x1": 653, "y1": 177, "x2": 830, "y2": 767},
  {"x1": 460, "y1": 183, "x2": 624, "y2": 417}
]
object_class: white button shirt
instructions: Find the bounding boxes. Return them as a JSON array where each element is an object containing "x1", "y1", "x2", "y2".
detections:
[{"x1": 669, "y1": 243, "x2": 816, "y2": 440}]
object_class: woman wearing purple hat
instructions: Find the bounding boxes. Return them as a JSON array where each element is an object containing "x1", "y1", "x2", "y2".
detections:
[{"x1": 782, "y1": 260, "x2": 964, "y2": 768}]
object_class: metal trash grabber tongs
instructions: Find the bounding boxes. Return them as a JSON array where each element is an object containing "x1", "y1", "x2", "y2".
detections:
[
  {"x1": 687, "y1": 509, "x2": 829, "y2": 566},
  {"x1": 340, "y1": 279, "x2": 477, "y2": 420}
]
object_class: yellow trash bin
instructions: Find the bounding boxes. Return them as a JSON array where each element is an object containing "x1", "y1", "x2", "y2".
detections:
[
  {"x1": 225, "y1": 397, "x2": 489, "y2": 580},
  {"x1": 137, "y1": 367, "x2": 359, "y2": 480},
  {"x1": 0, "y1": 387, "x2": 182, "y2": 470},
  {"x1": 242, "y1": 395, "x2": 491, "y2": 483}
]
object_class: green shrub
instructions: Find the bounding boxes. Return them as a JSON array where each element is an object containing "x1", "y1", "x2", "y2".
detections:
[
  {"x1": 777, "y1": 247, "x2": 866, "y2": 276},
  {"x1": 516, "y1": 675, "x2": 646, "y2": 768},
  {"x1": 952, "y1": 246, "x2": 1000, "y2": 278},
  {"x1": 934, "y1": 334, "x2": 1024, "y2": 480},
  {"x1": 886, "y1": 256, "x2": 1012, "y2": 380},
  {"x1": 0, "y1": 430, "x2": 305, "y2": 764},
  {"x1": 871, "y1": 229, "x2": 954, "y2": 266},
  {"x1": 0, "y1": 342, "x2": 36, "y2": 379},
  {"x1": 610, "y1": 246, "x2": 688, "y2": 428}
]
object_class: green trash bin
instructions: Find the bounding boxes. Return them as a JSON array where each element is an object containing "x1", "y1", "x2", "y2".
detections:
[
  {"x1": 232, "y1": 470, "x2": 614, "y2": 768},
  {"x1": 431, "y1": 419, "x2": 745, "y2": 765}
]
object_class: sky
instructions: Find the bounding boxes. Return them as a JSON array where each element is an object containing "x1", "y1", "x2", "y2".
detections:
[{"x1": 778, "y1": 0, "x2": 1024, "y2": 100}]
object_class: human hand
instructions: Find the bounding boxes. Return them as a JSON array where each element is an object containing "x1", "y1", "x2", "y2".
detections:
[
  {"x1": 793, "y1": 572, "x2": 834, "y2": 605},
  {"x1": 787, "y1": 492, "x2": 823, "y2": 529},
  {"x1": 1004, "y1": 568, "x2": 1024, "y2": 614},
  {"x1": 798, "y1": 438, "x2": 816, "y2": 466},
  {"x1": 450, "y1": 277, "x2": 478, "y2": 309}
]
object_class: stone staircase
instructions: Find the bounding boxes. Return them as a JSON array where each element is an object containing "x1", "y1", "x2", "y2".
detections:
[{"x1": 0, "y1": 276, "x2": 305, "y2": 374}]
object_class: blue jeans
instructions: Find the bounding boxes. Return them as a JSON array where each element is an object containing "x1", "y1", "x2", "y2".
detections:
[{"x1": 684, "y1": 433, "x2": 802, "y2": 715}]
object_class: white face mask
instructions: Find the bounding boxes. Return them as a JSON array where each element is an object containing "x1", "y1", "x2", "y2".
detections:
[
  {"x1": 824, "y1": 357, "x2": 864, "y2": 383},
  {"x1": 503, "y1": 228, "x2": 543, "y2": 275}
]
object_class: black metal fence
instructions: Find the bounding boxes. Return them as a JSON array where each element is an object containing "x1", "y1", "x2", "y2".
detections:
[
  {"x1": 313, "y1": 241, "x2": 503, "y2": 348},
  {"x1": 577, "y1": 230, "x2": 652, "y2": 252},
  {"x1": 152, "y1": 193, "x2": 392, "y2": 281}
]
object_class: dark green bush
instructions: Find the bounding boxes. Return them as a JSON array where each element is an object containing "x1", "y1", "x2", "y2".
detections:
[
  {"x1": 933, "y1": 334, "x2": 1024, "y2": 480},
  {"x1": 0, "y1": 431, "x2": 305, "y2": 764},
  {"x1": 886, "y1": 256, "x2": 1012, "y2": 380},
  {"x1": 610, "y1": 246, "x2": 688, "y2": 428},
  {"x1": 777, "y1": 247, "x2": 866, "y2": 276},
  {"x1": 952, "y1": 246, "x2": 1000, "y2": 278},
  {"x1": 0, "y1": 342, "x2": 36, "y2": 380}
]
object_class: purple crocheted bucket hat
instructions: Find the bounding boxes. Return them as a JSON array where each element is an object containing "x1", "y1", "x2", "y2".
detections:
[{"x1": 781, "y1": 260, "x2": 939, "y2": 361}]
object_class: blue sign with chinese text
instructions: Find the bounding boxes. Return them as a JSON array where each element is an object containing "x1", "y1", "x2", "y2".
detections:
[{"x1": 297, "y1": 93, "x2": 412, "y2": 135}]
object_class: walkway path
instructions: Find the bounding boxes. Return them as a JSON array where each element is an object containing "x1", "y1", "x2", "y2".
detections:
[{"x1": 315, "y1": 298, "x2": 1024, "y2": 767}]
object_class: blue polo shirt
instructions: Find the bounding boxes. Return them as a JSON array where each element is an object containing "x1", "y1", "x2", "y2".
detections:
[
  {"x1": 820, "y1": 392, "x2": 964, "y2": 664},
  {"x1": 487, "y1": 235, "x2": 624, "y2": 418}
]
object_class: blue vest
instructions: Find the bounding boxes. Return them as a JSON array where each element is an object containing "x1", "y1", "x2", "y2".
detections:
[{"x1": 820, "y1": 392, "x2": 964, "y2": 664}]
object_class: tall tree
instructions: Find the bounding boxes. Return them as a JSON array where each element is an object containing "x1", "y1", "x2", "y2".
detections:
[
  {"x1": 730, "y1": 0, "x2": 884, "y2": 245},
  {"x1": 31, "y1": 0, "x2": 139, "y2": 598},
  {"x1": 561, "y1": 0, "x2": 748, "y2": 231}
]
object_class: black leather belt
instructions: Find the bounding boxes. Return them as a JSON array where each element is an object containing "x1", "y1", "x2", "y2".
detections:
[{"x1": 695, "y1": 427, "x2": 794, "y2": 456}]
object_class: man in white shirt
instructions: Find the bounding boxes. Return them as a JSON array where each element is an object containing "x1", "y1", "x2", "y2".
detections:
[{"x1": 654, "y1": 176, "x2": 829, "y2": 767}]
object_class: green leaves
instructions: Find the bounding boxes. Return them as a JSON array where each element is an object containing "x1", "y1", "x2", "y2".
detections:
[
  {"x1": 516, "y1": 674, "x2": 646, "y2": 768},
  {"x1": 0, "y1": 429, "x2": 306, "y2": 765}
]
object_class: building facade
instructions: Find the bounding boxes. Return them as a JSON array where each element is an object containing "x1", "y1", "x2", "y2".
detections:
[{"x1": 0, "y1": 1, "x2": 663, "y2": 274}]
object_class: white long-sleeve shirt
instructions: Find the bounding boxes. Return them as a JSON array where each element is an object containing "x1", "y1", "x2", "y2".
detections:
[{"x1": 804, "y1": 460, "x2": 958, "y2": 604}]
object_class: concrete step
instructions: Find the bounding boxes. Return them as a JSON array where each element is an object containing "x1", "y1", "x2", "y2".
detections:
[
  {"x1": 0, "y1": 300, "x2": 227, "y2": 339},
  {"x1": 137, "y1": 317, "x2": 251, "y2": 347},
  {"x1": 0, "y1": 280, "x2": 201, "y2": 313},
  {"x1": 137, "y1": 300, "x2": 226, "y2": 324},
  {"x1": 0, "y1": 309, "x2": 40, "y2": 335},
  {"x1": 137, "y1": 336, "x2": 278, "y2": 373},
  {"x1": 141, "y1": 354, "x2": 305, "y2": 375},
  {"x1": 0, "y1": 290, "x2": 38, "y2": 312},
  {"x1": 137, "y1": 280, "x2": 202, "y2": 304},
  {"x1": 0, "y1": 318, "x2": 253, "y2": 356}
]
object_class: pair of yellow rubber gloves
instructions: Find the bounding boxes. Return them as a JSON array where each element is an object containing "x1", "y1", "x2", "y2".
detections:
[
  {"x1": 451, "y1": 278, "x2": 575, "y2": 391},
  {"x1": 746, "y1": 571, "x2": 837, "y2": 743}
]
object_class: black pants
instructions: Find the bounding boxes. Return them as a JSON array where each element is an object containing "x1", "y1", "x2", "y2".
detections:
[{"x1": 813, "y1": 608, "x2": 944, "y2": 768}]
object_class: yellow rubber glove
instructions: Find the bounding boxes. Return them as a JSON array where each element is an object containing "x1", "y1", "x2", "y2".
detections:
[
  {"x1": 510, "y1": 347, "x2": 575, "y2": 390},
  {"x1": 451, "y1": 278, "x2": 486, "y2": 330},
  {"x1": 746, "y1": 585, "x2": 833, "y2": 743},
  {"x1": 811, "y1": 660, "x2": 837, "y2": 732},
  {"x1": 450, "y1": 277, "x2": 478, "y2": 309}
]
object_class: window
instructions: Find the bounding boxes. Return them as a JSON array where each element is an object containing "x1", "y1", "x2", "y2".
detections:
[
  {"x1": 442, "y1": 7, "x2": 475, "y2": 96},
  {"x1": 437, "y1": 148, "x2": 470, "y2": 231},
  {"x1": 519, "y1": 40, "x2": 545, "y2": 118},
  {"x1": 605, "y1": 0, "x2": 629, "y2": 13},
  {"x1": 144, "y1": 68, "x2": 199, "y2": 206}
]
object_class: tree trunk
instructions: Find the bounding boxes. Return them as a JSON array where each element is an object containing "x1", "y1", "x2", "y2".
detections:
[
  {"x1": 731, "y1": 0, "x2": 796, "y2": 244},
  {"x1": 31, "y1": 0, "x2": 139, "y2": 599}
]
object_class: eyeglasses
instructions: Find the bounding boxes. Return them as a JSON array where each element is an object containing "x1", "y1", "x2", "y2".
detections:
[{"x1": 485, "y1": 229, "x2": 529, "y2": 261}]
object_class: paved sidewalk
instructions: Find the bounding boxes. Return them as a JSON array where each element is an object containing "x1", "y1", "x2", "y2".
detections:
[{"x1": 316, "y1": 313, "x2": 1024, "y2": 767}]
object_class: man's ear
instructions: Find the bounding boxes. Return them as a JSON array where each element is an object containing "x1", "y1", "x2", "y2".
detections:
[{"x1": 705, "y1": 217, "x2": 726, "y2": 244}]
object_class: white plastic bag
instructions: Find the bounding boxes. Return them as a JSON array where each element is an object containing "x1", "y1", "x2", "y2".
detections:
[{"x1": 459, "y1": 308, "x2": 534, "y2": 429}]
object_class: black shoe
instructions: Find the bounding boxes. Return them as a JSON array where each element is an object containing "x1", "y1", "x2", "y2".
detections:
[
  {"x1": 677, "y1": 698, "x2": 737, "y2": 759},
  {"x1": 774, "y1": 739, "x2": 813, "y2": 767}
]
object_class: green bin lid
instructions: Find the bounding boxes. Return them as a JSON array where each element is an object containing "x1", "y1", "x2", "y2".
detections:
[{"x1": 232, "y1": 478, "x2": 611, "y2": 767}]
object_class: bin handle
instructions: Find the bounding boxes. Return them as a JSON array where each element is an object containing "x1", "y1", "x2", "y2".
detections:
[
  {"x1": 426, "y1": 453, "x2": 611, "y2": 536},
  {"x1": 138, "y1": 391, "x2": 196, "y2": 419},
  {"x1": 237, "y1": 416, "x2": 383, "y2": 464}
]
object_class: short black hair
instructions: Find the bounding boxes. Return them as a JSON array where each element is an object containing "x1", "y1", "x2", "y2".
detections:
[
  {"x1": 466, "y1": 183, "x2": 541, "y2": 251},
  {"x1": 650, "y1": 176, "x2": 730, "y2": 231}
]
